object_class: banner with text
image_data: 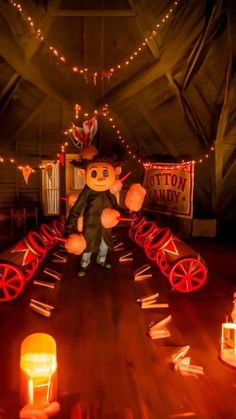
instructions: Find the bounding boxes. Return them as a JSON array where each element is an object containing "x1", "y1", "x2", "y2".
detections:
[{"x1": 143, "y1": 162, "x2": 194, "y2": 218}]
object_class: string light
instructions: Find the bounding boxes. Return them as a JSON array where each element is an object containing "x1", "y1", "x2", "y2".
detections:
[
  {"x1": 62, "y1": 104, "x2": 216, "y2": 169},
  {"x1": 9, "y1": 0, "x2": 181, "y2": 84},
  {"x1": 0, "y1": 140, "x2": 69, "y2": 172},
  {"x1": 143, "y1": 161, "x2": 193, "y2": 172},
  {"x1": 0, "y1": 103, "x2": 215, "y2": 174}
]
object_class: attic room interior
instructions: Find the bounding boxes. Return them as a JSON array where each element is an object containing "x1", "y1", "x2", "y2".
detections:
[{"x1": 0, "y1": 0, "x2": 236, "y2": 417}]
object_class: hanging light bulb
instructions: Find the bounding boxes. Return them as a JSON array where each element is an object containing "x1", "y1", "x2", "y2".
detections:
[{"x1": 20, "y1": 333, "x2": 58, "y2": 407}]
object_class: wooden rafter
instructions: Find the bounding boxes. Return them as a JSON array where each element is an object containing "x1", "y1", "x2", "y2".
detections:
[
  {"x1": 134, "y1": 93, "x2": 179, "y2": 159},
  {"x1": 53, "y1": 9, "x2": 136, "y2": 17},
  {"x1": 182, "y1": 0, "x2": 224, "y2": 91},
  {"x1": 0, "y1": 74, "x2": 20, "y2": 102},
  {"x1": 97, "y1": 10, "x2": 205, "y2": 106},
  {"x1": 223, "y1": 147, "x2": 236, "y2": 184},
  {"x1": 0, "y1": 32, "x2": 73, "y2": 104},
  {"x1": 24, "y1": 0, "x2": 63, "y2": 61},
  {"x1": 166, "y1": 71, "x2": 209, "y2": 147},
  {"x1": 0, "y1": 0, "x2": 63, "y2": 104},
  {"x1": 0, "y1": 74, "x2": 21, "y2": 117},
  {"x1": 127, "y1": 0, "x2": 159, "y2": 59},
  {"x1": 0, "y1": 96, "x2": 49, "y2": 153}
]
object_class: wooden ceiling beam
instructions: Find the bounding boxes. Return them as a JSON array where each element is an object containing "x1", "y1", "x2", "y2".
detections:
[
  {"x1": 127, "y1": 0, "x2": 159, "y2": 59},
  {"x1": 0, "y1": 0, "x2": 63, "y2": 112},
  {"x1": 24, "y1": 0, "x2": 63, "y2": 61},
  {"x1": 0, "y1": 96, "x2": 49, "y2": 153},
  {"x1": 134, "y1": 93, "x2": 179, "y2": 159},
  {"x1": 166, "y1": 71, "x2": 209, "y2": 147},
  {"x1": 0, "y1": 74, "x2": 21, "y2": 117},
  {"x1": 223, "y1": 146, "x2": 236, "y2": 185},
  {"x1": 182, "y1": 0, "x2": 224, "y2": 91},
  {"x1": 0, "y1": 32, "x2": 73, "y2": 104},
  {"x1": 97, "y1": 9, "x2": 204, "y2": 106},
  {"x1": 53, "y1": 9, "x2": 135, "y2": 17},
  {"x1": 0, "y1": 74, "x2": 20, "y2": 102}
]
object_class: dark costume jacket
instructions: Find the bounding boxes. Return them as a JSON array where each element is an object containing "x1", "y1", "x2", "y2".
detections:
[{"x1": 64, "y1": 185, "x2": 121, "y2": 252}]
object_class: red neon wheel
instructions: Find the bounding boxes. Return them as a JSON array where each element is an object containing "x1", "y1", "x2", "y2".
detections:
[
  {"x1": 156, "y1": 251, "x2": 170, "y2": 277},
  {"x1": 26, "y1": 231, "x2": 47, "y2": 255},
  {"x1": 23, "y1": 259, "x2": 39, "y2": 282},
  {"x1": 0, "y1": 261, "x2": 25, "y2": 302},
  {"x1": 38, "y1": 252, "x2": 46, "y2": 263},
  {"x1": 39, "y1": 224, "x2": 55, "y2": 242},
  {"x1": 60, "y1": 215, "x2": 66, "y2": 225},
  {"x1": 51, "y1": 220, "x2": 63, "y2": 237},
  {"x1": 134, "y1": 221, "x2": 157, "y2": 247},
  {"x1": 169, "y1": 257, "x2": 207, "y2": 293},
  {"x1": 144, "y1": 238, "x2": 159, "y2": 260},
  {"x1": 128, "y1": 216, "x2": 146, "y2": 241},
  {"x1": 144, "y1": 227, "x2": 171, "y2": 261}
]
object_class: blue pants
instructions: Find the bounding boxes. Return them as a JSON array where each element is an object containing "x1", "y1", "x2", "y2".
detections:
[{"x1": 81, "y1": 238, "x2": 108, "y2": 268}]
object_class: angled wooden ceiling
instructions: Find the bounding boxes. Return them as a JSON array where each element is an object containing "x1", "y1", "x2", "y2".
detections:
[{"x1": 0, "y1": 0, "x2": 235, "y2": 163}]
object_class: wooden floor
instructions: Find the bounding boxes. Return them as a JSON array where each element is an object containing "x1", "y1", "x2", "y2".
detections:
[{"x1": 0, "y1": 227, "x2": 236, "y2": 419}]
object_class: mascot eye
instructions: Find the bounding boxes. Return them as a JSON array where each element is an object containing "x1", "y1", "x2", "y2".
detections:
[
  {"x1": 91, "y1": 170, "x2": 97, "y2": 178},
  {"x1": 103, "y1": 169, "x2": 109, "y2": 177}
]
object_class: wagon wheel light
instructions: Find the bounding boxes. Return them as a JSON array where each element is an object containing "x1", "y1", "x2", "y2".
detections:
[
  {"x1": 156, "y1": 251, "x2": 170, "y2": 277},
  {"x1": 0, "y1": 262, "x2": 25, "y2": 302},
  {"x1": 23, "y1": 259, "x2": 39, "y2": 282},
  {"x1": 169, "y1": 258, "x2": 207, "y2": 293}
]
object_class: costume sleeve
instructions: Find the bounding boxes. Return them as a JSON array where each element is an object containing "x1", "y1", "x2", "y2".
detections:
[
  {"x1": 107, "y1": 191, "x2": 124, "y2": 211},
  {"x1": 64, "y1": 187, "x2": 89, "y2": 235}
]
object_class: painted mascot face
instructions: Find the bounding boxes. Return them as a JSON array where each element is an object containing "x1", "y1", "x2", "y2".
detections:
[{"x1": 85, "y1": 162, "x2": 121, "y2": 192}]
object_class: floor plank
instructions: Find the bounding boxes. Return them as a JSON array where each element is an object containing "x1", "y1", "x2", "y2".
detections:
[{"x1": 0, "y1": 228, "x2": 236, "y2": 418}]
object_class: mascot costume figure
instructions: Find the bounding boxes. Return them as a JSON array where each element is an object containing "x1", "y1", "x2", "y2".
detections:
[
  {"x1": 64, "y1": 152, "x2": 125, "y2": 277},
  {"x1": 63, "y1": 117, "x2": 146, "y2": 277}
]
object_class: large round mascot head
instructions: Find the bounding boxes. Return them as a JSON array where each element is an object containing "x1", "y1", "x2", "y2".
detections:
[{"x1": 73, "y1": 152, "x2": 122, "y2": 192}]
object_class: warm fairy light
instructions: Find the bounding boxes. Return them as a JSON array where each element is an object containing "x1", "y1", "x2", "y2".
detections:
[
  {"x1": 75, "y1": 103, "x2": 81, "y2": 119},
  {"x1": 143, "y1": 161, "x2": 193, "y2": 170},
  {"x1": 9, "y1": 0, "x2": 181, "y2": 84},
  {"x1": 101, "y1": 109, "x2": 216, "y2": 167},
  {"x1": 0, "y1": 100, "x2": 215, "y2": 174}
]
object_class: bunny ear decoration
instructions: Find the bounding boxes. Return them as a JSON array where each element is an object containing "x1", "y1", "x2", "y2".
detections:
[
  {"x1": 69, "y1": 117, "x2": 98, "y2": 149},
  {"x1": 83, "y1": 116, "x2": 98, "y2": 143},
  {"x1": 71, "y1": 123, "x2": 84, "y2": 149},
  {"x1": 72, "y1": 123, "x2": 84, "y2": 140}
]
